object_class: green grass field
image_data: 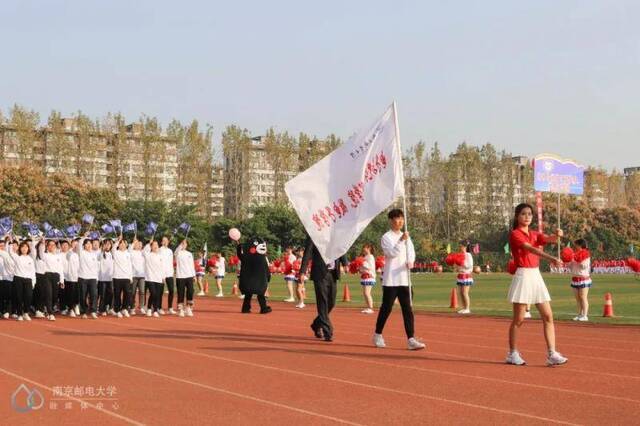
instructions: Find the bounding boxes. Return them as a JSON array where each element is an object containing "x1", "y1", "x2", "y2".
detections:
[{"x1": 207, "y1": 273, "x2": 640, "y2": 325}]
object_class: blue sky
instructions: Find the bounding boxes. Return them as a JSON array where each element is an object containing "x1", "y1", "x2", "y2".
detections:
[{"x1": 1, "y1": 0, "x2": 638, "y2": 170}]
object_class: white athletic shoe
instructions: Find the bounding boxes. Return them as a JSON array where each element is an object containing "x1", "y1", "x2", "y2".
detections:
[
  {"x1": 295, "y1": 303, "x2": 305, "y2": 309},
  {"x1": 139, "y1": 307, "x2": 146, "y2": 315},
  {"x1": 23, "y1": 313, "x2": 31, "y2": 321},
  {"x1": 35, "y1": 310, "x2": 45, "y2": 319},
  {"x1": 129, "y1": 309, "x2": 135, "y2": 316},
  {"x1": 283, "y1": 297, "x2": 295, "y2": 303},
  {"x1": 61, "y1": 309, "x2": 69, "y2": 316},
  {"x1": 238, "y1": 294, "x2": 245, "y2": 299},
  {"x1": 153, "y1": 312, "x2": 159, "y2": 318},
  {"x1": 168, "y1": 308, "x2": 177, "y2": 315},
  {"x1": 361, "y1": 308, "x2": 374, "y2": 314},
  {"x1": 578, "y1": 315, "x2": 589, "y2": 322},
  {"x1": 408, "y1": 338, "x2": 426, "y2": 351},
  {"x1": 82, "y1": 314, "x2": 88, "y2": 319},
  {"x1": 48, "y1": 315, "x2": 56, "y2": 321},
  {"x1": 506, "y1": 350, "x2": 526, "y2": 365},
  {"x1": 2, "y1": 312, "x2": 9, "y2": 319},
  {"x1": 116, "y1": 312, "x2": 123, "y2": 318},
  {"x1": 146, "y1": 310, "x2": 152, "y2": 317},
  {"x1": 197, "y1": 291, "x2": 205, "y2": 296},
  {"x1": 159, "y1": 309, "x2": 166, "y2": 315},
  {"x1": 11, "y1": 314, "x2": 18, "y2": 319},
  {"x1": 101, "y1": 312, "x2": 107, "y2": 317},
  {"x1": 546, "y1": 351, "x2": 568, "y2": 366},
  {"x1": 186, "y1": 307, "x2": 194, "y2": 317},
  {"x1": 69, "y1": 311, "x2": 77, "y2": 318},
  {"x1": 524, "y1": 311, "x2": 532, "y2": 319},
  {"x1": 572, "y1": 315, "x2": 581, "y2": 321},
  {"x1": 91, "y1": 313, "x2": 98, "y2": 319},
  {"x1": 215, "y1": 292, "x2": 224, "y2": 298},
  {"x1": 178, "y1": 309, "x2": 185, "y2": 318},
  {"x1": 108, "y1": 309, "x2": 117, "y2": 316},
  {"x1": 74, "y1": 306, "x2": 80, "y2": 316},
  {"x1": 17, "y1": 315, "x2": 24, "y2": 321},
  {"x1": 457, "y1": 308, "x2": 471, "y2": 314},
  {"x1": 372, "y1": 333, "x2": 386, "y2": 348}
]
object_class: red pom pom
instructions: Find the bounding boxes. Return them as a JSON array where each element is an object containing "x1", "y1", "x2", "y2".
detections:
[
  {"x1": 628, "y1": 258, "x2": 640, "y2": 273},
  {"x1": 292, "y1": 259, "x2": 302, "y2": 273},
  {"x1": 375, "y1": 256, "x2": 385, "y2": 269},
  {"x1": 453, "y1": 253, "x2": 466, "y2": 267},
  {"x1": 228, "y1": 255, "x2": 239, "y2": 266},
  {"x1": 445, "y1": 254, "x2": 455, "y2": 266},
  {"x1": 573, "y1": 249, "x2": 590, "y2": 263},
  {"x1": 560, "y1": 247, "x2": 574, "y2": 263},
  {"x1": 272, "y1": 259, "x2": 281, "y2": 268},
  {"x1": 507, "y1": 259, "x2": 517, "y2": 275}
]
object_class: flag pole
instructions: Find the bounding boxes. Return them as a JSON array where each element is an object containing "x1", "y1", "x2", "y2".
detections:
[{"x1": 392, "y1": 101, "x2": 413, "y2": 306}]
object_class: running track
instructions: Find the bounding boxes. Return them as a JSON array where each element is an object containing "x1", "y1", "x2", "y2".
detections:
[{"x1": 2, "y1": 297, "x2": 640, "y2": 425}]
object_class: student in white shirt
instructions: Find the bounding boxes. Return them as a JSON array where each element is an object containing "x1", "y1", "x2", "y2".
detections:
[
  {"x1": 454, "y1": 242, "x2": 474, "y2": 315},
  {"x1": 37, "y1": 238, "x2": 65, "y2": 321},
  {"x1": 174, "y1": 239, "x2": 196, "y2": 317},
  {"x1": 60, "y1": 240, "x2": 77, "y2": 317},
  {"x1": 143, "y1": 238, "x2": 164, "y2": 317},
  {"x1": 214, "y1": 253, "x2": 226, "y2": 298},
  {"x1": 30, "y1": 238, "x2": 47, "y2": 318},
  {"x1": 372, "y1": 209, "x2": 425, "y2": 351},
  {"x1": 0, "y1": 239, "x2": 36, "y2": 321},
  {"x1": 160, "y1": 236, "x2": 176, "y2": 314},
  {"x1": 0, "y1": 239, "x2": 13, "y2": 319},
  {"x1": 129, "y1": 238, "x2": 146, "y2": 314},
  {"x1": 359, "y1": 244, "x2": 376, "y2": 314},
  {"x1": 112, "y1": 236, "x2": 133, "y2": 318},
  {"x1": 98, "y1": 239, "x2": 115, "y2": 316},
  {"x1": 76, "y1": 236, "x2": 99, "y2": 318}
]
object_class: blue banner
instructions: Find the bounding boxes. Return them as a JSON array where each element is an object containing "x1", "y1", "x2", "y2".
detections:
[{"x1": 534, "y1": 154, "x2": 585, "y2": 195}]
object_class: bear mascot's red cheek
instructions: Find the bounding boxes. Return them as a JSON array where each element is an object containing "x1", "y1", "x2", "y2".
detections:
[{"x1": 249, "y1": 247, "x2": 257, "y2": 254}]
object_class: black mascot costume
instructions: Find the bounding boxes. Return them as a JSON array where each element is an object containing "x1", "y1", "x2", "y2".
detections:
[{"x1": 237, "y1": 237, "x2": 272, "y2": 314}]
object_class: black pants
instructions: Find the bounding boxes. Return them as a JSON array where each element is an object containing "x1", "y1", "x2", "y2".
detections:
[
  {"x1": 176, "y1": 277, "x2": 194, "y2": 306},
  {"x1": 43, "y1": 272, "x2": 60, "y2": 314},
  {"x1": 13, "y1": 276, "x2": 33, "y2": 316},
  {"x1": 0, "y1": 280, "x2": 12, "y2": 313},
  {"x1": 34, "y1": 273, "x2": 46, "y2": 312},
  {"x1": 165, "y1": 277, "x2": 175, "y2": 309},
  {"x1": 64, "y1": 281, "x2": 78, "y2": 310},
  {"x1": 375, "y1": 286, "x2": 415, "y2": 338},
  {"x1": 147, "y1": 281, "x2": 163, "y2": 312},
  {"x1": 10, "y1": 279, "x2": 17, "y2": 314},
  {"x1": 312, "y1": 274, "x2": 337, "y2": 338},
  {"x1": 98, "y1": 280, "x2": 113, "y2": 313},
  {"x1": 113, "y1": 279, "x2": 131, "y2": 312},
  {"x1": 79, "y1": 278, "x2": 98, "y2": 314},
  {"x1": 241, "y1": 292, "x2": 268, "y2": 312}
]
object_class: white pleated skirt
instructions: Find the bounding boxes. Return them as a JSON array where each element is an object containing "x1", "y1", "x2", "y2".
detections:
[{"x1": 507, "y1": 267, "x2": 551, "y2": 304}]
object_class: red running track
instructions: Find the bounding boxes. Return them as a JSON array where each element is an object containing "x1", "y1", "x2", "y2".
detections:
[{"x1": 1, "y1": 296, "x2": 640, "y2": 425}]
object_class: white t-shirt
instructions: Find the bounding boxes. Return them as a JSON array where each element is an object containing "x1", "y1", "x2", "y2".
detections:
[
  {"x1": 216, "y1": 257, "x2": 226, "y2": 276},
  {"x1": 130, "y1": 248, "x2": 145, "y2": 278},
  {"x1": 160, "y1": 246, "x2": 174, "y2": 278},
  {"x1": 569, "y1": 258, "x2": 591, "y2": 278},
  {"x1": 143, "y1": 245, "x2": 165, "y2": 283},
  {"x1": 380, "y1": 230, "x2": 415, "y2": 287},
  {"x1": 113, "y1": 249, "x2": 133, "y2": 280},
  {"x1": 361, "y1": 254, "x2": 376, "y2": 280},
  {"x1": 0, "y1": 250, "x2": 35, "y2": 284},
  {"x1": 456, "y1": 252, "x2": 474, "y2": 274},
  {"x1": 175, "y1": 246, "x2": 196, "y2": 279},
  {"x1": 65, "y1": 251, "x2": 79, "y2": 282},
  {"x1": 77, "y1": 243, "x2": 99, "y2": 281}
]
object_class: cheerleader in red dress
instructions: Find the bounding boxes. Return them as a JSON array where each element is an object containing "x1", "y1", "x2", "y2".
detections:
[{"x1": 506, "y1": 203, "x2": 568, "y2": 367}]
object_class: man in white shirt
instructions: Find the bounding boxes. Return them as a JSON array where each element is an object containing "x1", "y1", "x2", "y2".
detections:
[{"x1": 372, "y1": 209, "x2": 425, "y2": 350}]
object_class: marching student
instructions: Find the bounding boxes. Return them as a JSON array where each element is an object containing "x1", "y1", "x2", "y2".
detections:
[
  {"x1": 175, "y1": 239, "x2": 196, "y2": 317},
  {"x1": 359, "y1": 244, "x2": 376, "y2": 314},
  {"x1": 0, "y1": 239, "x2": 36, "y2": 321},
  {"x1": 282, "y1": 247, "x2": 297, "y2": 303},
  {"x1": 63, "y1": 239, "x2": 80, "y2": 318},
  {"x1": 31, "y1": 238, "x2": 47, "y2": 318},
  {"x1": 506, "y1": 203, "x2": 568, "y2": 366},
  {"x1": 76, "y1": 235, "x2": 99, "y2": 319},
  {"x1": 142, "y1": 237, "x2": 164, "y2": 317},
  {"x1": 455, "y1": 241, "x2": 474, "y2": 315},
  {"x1": 568, "y1": 239, "x2": 592, "y2": 322},
  {"x1": 214, "y1": 252, "x2": 226, "y2": 298},
  {"x1": 98, "y1": 239, "x2": 115, "y2": 316},
  {"x1": 372, "y1": 209, "x2": 425, "y2": 350},
  {"x1": 130, "y1": 238, "x2": 146, "y2": 315},
  {"x1": 0, "y1": 239, "x2": 14, "y2": 319},
  {"x1": 194, "y1": 251, "x2": 206, "y2": 296},
  {"x1": 36, "y1": 239, "x2": 65, "y2": 321},
  {"x1": 112, "y1": 235, "x2": 133, "y2": 318},
  {"x1": 160, "y1": 236, "x2": 175, "y2": 314}
]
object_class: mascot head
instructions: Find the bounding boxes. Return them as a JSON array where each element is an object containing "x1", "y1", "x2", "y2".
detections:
[{"x1": 247, "y1": 238, "x2": 267, "y2": 256}]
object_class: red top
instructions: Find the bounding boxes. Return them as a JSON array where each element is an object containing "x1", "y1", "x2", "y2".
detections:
[{"x1": 509, "y1": 228, "x2": 548, "y2": 268}]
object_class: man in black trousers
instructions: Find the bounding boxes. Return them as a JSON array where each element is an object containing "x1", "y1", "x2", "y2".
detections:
[{"x1": 299, "y1": 235, "x2": 348, "y2": 342}]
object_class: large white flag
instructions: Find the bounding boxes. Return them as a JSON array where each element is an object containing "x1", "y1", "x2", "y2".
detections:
[{"x1": 285, "y1": 103, "x2": 405, "y2": 263}]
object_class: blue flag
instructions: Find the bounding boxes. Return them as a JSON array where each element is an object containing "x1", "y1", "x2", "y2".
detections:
[
  {"x1": 101, "y1": 224, "x2": 114, "y2": 234},
  {"x1": 66, "y1": 224, "x2": 81, "y2": 237},
  {"x1": 43, "y1": 222, "x2": 53, "y2": 232},
  {"x1": 88, "y1": 231, "x2": 100, "y2": 240},
  {"x1": 0, "y1": 217, "x2": 13, "y2": 230},
  {"x1": 110, "y1": 219, "x2": 122, "y2": 231},
  {"x1": 123, "y1": 221, "x2": 137, "y2": 233},
  {"x1": 46, "y1": 228, "x2": 65, "y2": 239},
  {"x1": 145, "y1": 221, "x2": 158, "y2": 235},
  {"x1": 0, "y1": 223, "x2": 8, "y2": 236},
  {"x1": 82, "y1": 213, "x2": 95, "y2": 224},
  {"x1": 178, "y1": 222, "x2": 191, "y2": 234}
]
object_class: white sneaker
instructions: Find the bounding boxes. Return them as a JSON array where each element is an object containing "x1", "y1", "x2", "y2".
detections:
[
  {"x1": 283, "y1": 297, "x2": 295, "y2": 303},
  {"x1": 178, "y1": 309, "x2": 185, "y2": 318},
  {"x1": 82, "y1": 314, "x2": 88, "y2": 319},
  {"x1": 159, "y1": 309, "x2": 166, "y2": 315},
  {"x1": 35, "y1": 310, "x2": 45, "y2": 318},
  {"x1": 186, "y1": 307, "x2": 193, "y2": 317},
  {"x1": 547, "y1": 351, "x2": 568, "y2": 366},
  {"x1": 238, "y1": 294, "x2": 245, "y2": 299},
  {"x1": 153, "y1": 312, "x2": 159, "y2": 318},
  {"x1": 146, "y1": 310, "x2": 152, "y2": 317},
  {"x1": 91, "y1": 313, "x2": 98, "y2": 319},
  {"x1": 116, "y1": 312, "x2": 123, "y2": 318},
  {"x1": 457, "y1": 308, "x2": 471, "y2": 314},
  {"x1": 168, "y1": 308, "x2": 177, "y2": 315},
  {"x1": 2, "y1": 312, "x2": 9, "y2": 319},
  {"x1": 295, "y1": 303, "x2": 305, "y2": 309},
  {"x1": 372, "y1": 333, "x2": 386, "y2": 348},
  {"x1": 108, "y1": 309, "x2": 117, "y2": 316},
  {"x1": 123, "y1": 310, "x2": 130, "y2": 318},
  {"x1": 11, "y1": 314, "x2": 18, "y2": 319},
  {"x1": 408, "y1": 337, "x2": 426, "y2": 351},
  {"x1": 215, "y1": 292, "x2": 224, "y2": 298},
  {"x1": 524, "y1": 311, "x2": 532, "y2": 319},
  {"x1": 578, "y1": 315, "x2": 589, "y2": 322},
  {"x1": 69, "y1": 311, "x2": 77, "y2": 318},
  {"x1": 74, "y1": 306, "x2": 80, "y2": 316},
  {"x1": 17, "y1": 315, "x2": 24, "y2": 321},
  {"x1": 61, "y1": 309, "x2": 69, "y2": 316},
  {"x1": 23, "y1": 313, "x2": 31, "y2": 321},
  {"x1": 101, "y1": 312, "x2": 107, "y2": 317},
  {"x1": 506, "y1": 350, "x2": 526, "y2": 365},
  {"x1": 48, "y1": 315, "x2": 56, "y2": 321},
  {"x1": 572, "y1": 315, "x2": 581, "y2": 321},
  {"x1": 140, "y1": 307, "x2": 146, "y2": 315},
  {"x1": 361, "y1": 308, "x2": 374, "y2": 314},
  {"x1": 197, "y1": 291, "x2": 205, "y2": 296},
  {"x1": 129, "y1": 309, "x2": 135, "y2": 316}
]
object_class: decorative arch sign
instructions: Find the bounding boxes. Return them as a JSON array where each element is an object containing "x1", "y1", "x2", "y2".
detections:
[{"x1": 533, "y1": 153, "x2": 585, "y2": 195}]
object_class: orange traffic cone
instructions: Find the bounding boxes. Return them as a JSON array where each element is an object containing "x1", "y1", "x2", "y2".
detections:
[
  {"x1": 342, "y1": 283, "x2": 351, "y2": 302},
  {"x1": 603, "y1": 293, "x2": 614, "y2": 317},
  {"x1": 231, "y1": 283, "x2": 238, "y2": 296},
  {"x1": 449, "y1": 288, "x2": 458, "y2": 309}
]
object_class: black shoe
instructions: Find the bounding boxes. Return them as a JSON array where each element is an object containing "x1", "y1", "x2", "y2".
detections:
[
  {"x1": 310, "y1": 324, "x2": 323, "y2": 339},
  {"x1": 260, "y1": 306, "x2": 272, "y2": 314},
  {"x1": 241, "y1": 309, "x2": 251, "y2": 314},
  {"x1": 323, "y1": 334, "x2": 333, "y2": 342}
]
